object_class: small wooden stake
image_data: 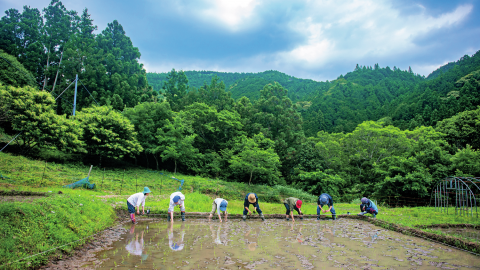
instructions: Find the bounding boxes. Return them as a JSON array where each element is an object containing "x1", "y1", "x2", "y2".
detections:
[{"x1": 40, "y1": 161, "x2": 47, "y2": 186}]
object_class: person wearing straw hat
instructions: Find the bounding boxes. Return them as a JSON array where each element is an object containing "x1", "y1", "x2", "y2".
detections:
[
  {"x1": 127, "y1": 187, "x2": 151, "y2": 224},
  {"x1": 358, "y1": 197, "x2": 378, "y2": 218},
  {"x1": 284, "y1": 197, "x2": 303, "y2": 222},
  {"x1": 317, "y1": 193, "x2": 336, "y2": 220},
  {"x1": 208, "y1": 198, "x2": 228, "y2": 222},
  {"x1": 168, "y1": 191, "x2": 186, "y2": 222},
  {"x1": 243, "y1": 193, "x2": 265, "y2": 221}
]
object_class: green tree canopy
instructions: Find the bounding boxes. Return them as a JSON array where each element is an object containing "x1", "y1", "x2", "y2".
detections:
[{"x1": 76, "y1": 105, "x2": 142, "y2": 162}]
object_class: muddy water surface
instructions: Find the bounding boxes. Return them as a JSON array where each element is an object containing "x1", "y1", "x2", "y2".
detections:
[{"x1": 87, "y1": 219, "x2": 480, "y2": 269}]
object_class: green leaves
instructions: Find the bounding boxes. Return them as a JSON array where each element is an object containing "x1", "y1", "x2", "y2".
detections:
[
  {"x1": 154, "y1": 114, "x2": 199, "y2": 174},
  {"x1": 228, "y1": 133, "x2": 281, "y2": 186},
  {"x1": 0, "y1": 84, "x2": 83, "y2": 153},
  {"x1": 76, "y1": 105, "x2": 142, "y2": 160}
]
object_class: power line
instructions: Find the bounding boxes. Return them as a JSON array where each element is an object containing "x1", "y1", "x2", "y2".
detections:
[
  {"x1": 79, "y1": 79, "x2": 99, "y2": 105},
  {"x1": 0, "y1": 132, "x2": 22, "y2": 152}
]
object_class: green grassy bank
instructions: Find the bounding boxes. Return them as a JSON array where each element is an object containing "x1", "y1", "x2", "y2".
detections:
[{"x1": 0, "y1": 191, "x2": 117, "y2": 269}]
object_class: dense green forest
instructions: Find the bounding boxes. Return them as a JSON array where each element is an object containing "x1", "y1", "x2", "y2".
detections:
[
  {"x1": 147, "y1": 70, "x2": 329, "y2": 101},
  {"x1": 2, "y1": 0, "x2": 480, "y2": 202}
]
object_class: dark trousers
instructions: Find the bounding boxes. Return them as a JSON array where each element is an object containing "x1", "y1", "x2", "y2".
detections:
[
  {"x1": 127, "y1": 201, "x2": 135, "y2": 214},
  {"x1": 243, "y1": 205, "x2": 262, "y2": 215},
  {"x1": 284, "y1": 203, "x2": 300, "y2": 215},
  {"x1": 360, "y1": 205, "x2": 378, "y2": 215}
]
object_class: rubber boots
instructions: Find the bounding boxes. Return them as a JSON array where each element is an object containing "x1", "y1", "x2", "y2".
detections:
[
  {"x1": 260, "y1": 213, "x2": 265, "y2": 221},
  {"x1": 300, "y1": 215, "x2": 303, "y2": 220},
  {"x1": 130, "y1": 213, "x2": 136, "y2": 224},
  {"x1": 357, "y1": 211, "x2": 367, "y2": 216},
  {"x1": 242, "y1": 215, "x2": 247, "y2": 221},
  {"x1": 167, "y1": 213, "x2": 171, "y2": 222},
  {"x1": 181, "y1": 211, "x2": 185, "y2": 221},
  {"x1": 317, "y1": 215, "x2": 320, "y2": 220},
  {"x1": 332, "y1": 215, "x2": 337, "y2": 220}
]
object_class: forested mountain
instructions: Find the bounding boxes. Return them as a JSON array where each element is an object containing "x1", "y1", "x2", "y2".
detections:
[{"x1": 147, "y1": 70, "x2": 329, "y2": 102}]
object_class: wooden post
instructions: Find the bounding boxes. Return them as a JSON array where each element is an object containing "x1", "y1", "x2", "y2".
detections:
[
  {"x1": 102, "y1": 168, "x2": 105, "y2": 189},
  {"x1": 160, "y1": 173, "x2": 163, "y2": 195},
  {"x1": 120, "y1": 169, "x2": 125, "y2": 195},
  {"x1": 40, "y1": 161, "x2": 47, "y2": 186},
  {"x1": 87, "y1": 165, "x2": 93, "y2": 178}
]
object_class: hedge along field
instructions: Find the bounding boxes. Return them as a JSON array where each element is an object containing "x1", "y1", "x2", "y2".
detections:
[{"x1": 0, "y1": 191, "x2": 117, "y2": 269}]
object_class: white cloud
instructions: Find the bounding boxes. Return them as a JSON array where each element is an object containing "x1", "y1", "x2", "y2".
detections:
[
  {"x1": 199, "y1": 0, "x2": 260, "y2": 31},
  {"x1": 260, "y1": 0, "x2": 473, "y2": 78},
  {"x1": 137, "y1": 0, "x2": 474, "y2": 80}
]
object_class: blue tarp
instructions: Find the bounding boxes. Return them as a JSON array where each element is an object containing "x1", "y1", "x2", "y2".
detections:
[{"x1": 63, "y1": 176, "x2": 96, "y2": 189}]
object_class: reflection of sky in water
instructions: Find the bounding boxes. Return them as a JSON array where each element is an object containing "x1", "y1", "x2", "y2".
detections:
[{"x1": 91, "y1": 219, "x2": 480, "y2": 269}]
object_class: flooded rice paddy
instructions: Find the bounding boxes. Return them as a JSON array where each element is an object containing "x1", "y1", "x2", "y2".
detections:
[{"x1": 87, "y1": 219, "x2": 480, "y2": 269}]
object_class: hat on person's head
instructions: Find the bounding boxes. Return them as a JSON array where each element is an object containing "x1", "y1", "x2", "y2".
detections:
[
  {"x1": 171, "y1": 243, "x2": 181, "y2": 250},
  {"x1": 296, "y1": 200, "x2": 302, "y2": 209},
  {"x1": 219, "y1": 200, "x2": 228, "y2": 211},
  {"x1": 143, "y1": 187, "x2": 151, "y2": 194},
  {"x1": 248, "y1": 194, "x2": 256, "y2": 203},
  {"x1": 173, "y1": 195, "x2": 181, "y2": 203},
  {"x1": 320, "y1": 195, "x2": 328, "y2": 204},
  {"x1": 361, "y1": 197, "x2": 369, "y2": 204}
]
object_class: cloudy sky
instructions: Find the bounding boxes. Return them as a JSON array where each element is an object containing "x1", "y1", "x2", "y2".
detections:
[{"x1": 1, "y1": 0, "x2": 479, "y2": 81}]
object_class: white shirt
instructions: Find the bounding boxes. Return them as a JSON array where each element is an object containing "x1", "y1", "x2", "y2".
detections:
[
  {"x1": 169, "y1": 231, "x2": 185, "y2": 251},
  {"x1": 125, "y1": 238, "x2": 143, "y2": 256},
  {"x1": 214, "y1": 198, "x2": 227, "y2": 213},
  {"x1": 168, "y1": 192, "x2": 185, "y2": 212},
  {"x1": 127, "y1": 192, "x2": 146, "y2": 207}
]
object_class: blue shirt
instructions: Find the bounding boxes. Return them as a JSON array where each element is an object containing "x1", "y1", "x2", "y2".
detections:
[
  {"x1": 244, "y1": 193, "x2": 259, "y2": 208},
  {"x1": 362, "y1": 200, "x2": 378, "y2": 212},
  {"x1": 318, "y1": 193, "x2": 333, "y2": 207}
]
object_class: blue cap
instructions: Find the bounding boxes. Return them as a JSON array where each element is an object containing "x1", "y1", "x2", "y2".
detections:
[
  {"x1": 171, "y1": 243, "x2": 181, "y2": 250},
  {"x1": 143, "y1": 187, "x2": 151, "y2": 194},
  {"x1": 320, "y1": 196, "x2": 328, "y2": 204},
  {"x1": 219, "y1": 200, "x2": 228, "y2": 211},
  {"x1": 173, "y1": 195, "x2": 181, "y2": 203}
]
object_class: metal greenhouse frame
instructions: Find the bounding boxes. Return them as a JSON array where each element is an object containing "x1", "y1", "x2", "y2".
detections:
[{"x1": 430, "y1": 177, "x2": 480, "y2": 218}]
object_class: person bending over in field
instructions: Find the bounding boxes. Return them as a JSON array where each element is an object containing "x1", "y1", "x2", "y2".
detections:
[
  {"x1": 317, "y1": 193, "x2": 336, "y2": 220},
  {"x1": 208, "y1": 198, "x2": 228, "y2": 222},
  {"x1": 243, "y1": 193, "x2": 265, "y2": 221},
  {"x1": 127, "y1": 187, "x2": 151, "y2": 224},
  {"x1": 168, "y1": 191, "x2": 185, "y2": 222},
  {"x1": 358, "y1": 197, "x2": 378, "y2": 218},
  {"x1": 284, "y1": 197, "x2": 303, "y2": 222}
]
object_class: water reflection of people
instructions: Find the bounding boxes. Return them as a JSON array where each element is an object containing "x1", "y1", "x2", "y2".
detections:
[
  {"x1": 321, "y1": 223, "x2": 335, "y2": 245},
  {"x1": 290, "y1": 223, "x2": 304, "y2": 243},
  {"x1": 210, "y1": 223, "x2": 223, "y2": 245},
  {"x1": 244, "y1": 227, "x2": 260, "y2": 251},
  {"x1": 125, "y1": 224, "x2": 148, "y2": 261},
  {"x1": 168, "y1": 223, "x2": 185, "y2": 251}
]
